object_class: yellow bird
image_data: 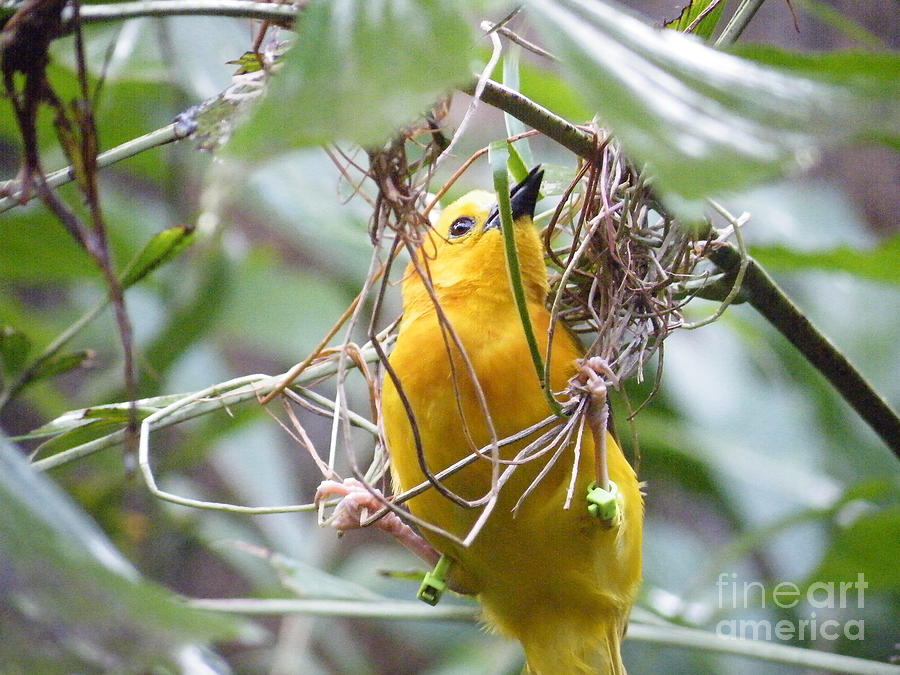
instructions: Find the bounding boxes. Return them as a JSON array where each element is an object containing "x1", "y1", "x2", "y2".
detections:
[{"x1": 319, "y1": 167, "x2": 642, "y2": 673}]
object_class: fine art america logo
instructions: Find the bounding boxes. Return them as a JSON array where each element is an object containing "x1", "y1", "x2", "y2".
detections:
[{"x1": 715, "y1": 572, "x2": 867, "y2": 642}]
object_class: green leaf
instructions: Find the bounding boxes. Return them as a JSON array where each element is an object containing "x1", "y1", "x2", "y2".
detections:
[
  {"x1": 502, "y1": 45, "x2": 534, "y2": 168},
  {"x1": 750, "y1": 235, "x2": 900, "y2": 285},
  {"x1": 25, "y1": 349, "x2": 95, "y2": 385},
  {"x1": 664, "y1": 0, "x2": 727, "y2": 40},
  {"x1": 518, "y1": 61, "x2": 593, "y2": 122},
  {"x1": 14, "y1": 397, "x2": 175, "y2": 442},
  {"x1": 526, "y1": 0, "x2": 900, "y2": 204},
  {"x1": 0, "y1": 326, "x2": 32, "y2": 376},
  {"x1": 506, "y1": 142, "x2": 530, "y2": 182},
  {"x1": 489, "y1": 147, "x2": 561, "y2": 415},
  {"x1": 229, "y1": 0, "x2": 475, "y2": 153},
  {"x1": 32, "y1": 418, "x2": 125, "y2": 459},
  {"x1": 0, "y1": 436, "x2": 245, "y2": 671},
  {"x1": 119, "y1": 225, "x2": 195, "y2": 290},
  {"x1": 809, "y1": 503, "x2": 900, "y2": 592},
  {"x1": 227, "y1": 50, "x2": 266, "y2": 74},
  {"x1": 138, "y1": 251, "x2": 231, "y2": 393},
  {"x1": 729, "y1": 44, "x2": 898, "y2": 90},
  {"x1": 0, "y1": 209, "x2": 96, "y2": 281}
]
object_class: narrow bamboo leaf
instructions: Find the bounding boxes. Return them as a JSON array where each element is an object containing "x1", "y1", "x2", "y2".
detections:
[
  {"x1": 81, "y1": 405, "x2": 160, "y2": 421},
  {"x1": 728, "y1": 44, "x2": 899, "y2": 97},
  {"x1": 25, "y1": 349, "x2": 95, "y2": 384},
  {"x1": 53, "y1": 114, "x2": 88, "y2": 194},
  {"x1": 506, "y1": 142, "x2": 529, "y2": 182},
  {"x1": 750, "y1": 235, "x2": 900, "y2": 285},
  {"x1": 17, "y1": 398, "x2": 174, "y2": 441},
  {"x1": 119, "y1": 225, "x2": 195, "y2": 290},
  {"x1": 664, "y1": 0, "x2": 727, "y2": 40},
  {"x1": 0, "y1": 437, "x2": 244, "y2": 671},
  {"x1": 503, "y1": 45, "x2": 534, "y2": 167},
  {"x1": 0, "y1": 326, "x2": 31, "y2": 376},
  {"x1": 526, "y1": 0, "x2": 900, "y2": 203},
  {"x1": 33, "y1": 418, "x2": 125, "y2": 459},
  {"x1": 230, "y1": 0, "x2": 476, "y2": 153},
  {"x1": 11, "y1": 417, "x2": 96, "y2": 442}
]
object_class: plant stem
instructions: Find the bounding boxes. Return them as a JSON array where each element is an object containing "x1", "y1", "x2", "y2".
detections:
[
  {"x1": 185, "y1": 597, "x2": 479, "y2": 621},
  {"x1": 627, "y1": 623, "x2": 897, "y2": 675},
  {"x1": 183, "y1": 597, "x2": 897, "y2": 674},
  {"x1": 74, "y1": 0, "x2": 297, "y2": 24},
  {"x1": 33, "y1": 343, "x2": 383, "y2": 471},
  {"x1": 715, "y1": 0, "x2": 768, "y2": 47},
  {"x1": 0, "y1": 123, "x2": 185, "y2": 213},
  {"x1": 0, "y1": 297, "x2": 108, "y2": 411},
  {"x1": 489, "y1": 144, "x2": 562, "y2": 416}
]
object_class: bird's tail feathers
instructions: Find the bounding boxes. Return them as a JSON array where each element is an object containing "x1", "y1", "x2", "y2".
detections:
[{"x1": 496, "y1": 606, "x2": 628, "y2": 675}]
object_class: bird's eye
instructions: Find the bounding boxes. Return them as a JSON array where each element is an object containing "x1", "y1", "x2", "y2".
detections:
[{"x1": 448, "y1": 216, "x2": 475, "y2": 238}]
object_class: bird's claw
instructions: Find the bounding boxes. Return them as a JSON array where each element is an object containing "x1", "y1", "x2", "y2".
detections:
[
  {"x1": 573, "y1": 356, "x2": 617, "y2": 398},
  {"x1": 570, "y1": 356, "x2": 619, "y2": 422},
  {"x1": 314, "y1": 477, "x2": 386, "y2": 531},
  {"x1": 315, "y1": 477, "x2": 442, "y2": 568}
]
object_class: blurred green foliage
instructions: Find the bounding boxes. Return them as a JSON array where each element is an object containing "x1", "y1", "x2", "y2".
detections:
[{"x1": 1, "y1": 0, "x2": 897, "y2": 673}]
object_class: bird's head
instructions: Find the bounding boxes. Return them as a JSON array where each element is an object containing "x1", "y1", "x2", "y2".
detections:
[{"x1": 402, "y1": 166, "x2": 549, "y2": 317}]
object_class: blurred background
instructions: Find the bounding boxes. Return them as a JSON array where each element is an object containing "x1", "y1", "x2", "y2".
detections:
[{"x1": 1, "y1": 0, "x2": 897, "y2": 673}]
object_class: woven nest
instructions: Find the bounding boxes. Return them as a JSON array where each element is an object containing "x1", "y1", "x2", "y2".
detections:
[
  {"x1": 360, "y1": 114, "x2": 707, "y2": 403},
  {"x1": 541, "y1": 129, "x2": 705, "y2": 403}
]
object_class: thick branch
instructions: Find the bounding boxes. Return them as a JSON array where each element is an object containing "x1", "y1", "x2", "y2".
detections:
[
  {"x1": 469, "y1": 79, "x2": 595, "y2": 159},
  {"x1": 709, "y1": 242, "x2": 900, "y2": 456}
]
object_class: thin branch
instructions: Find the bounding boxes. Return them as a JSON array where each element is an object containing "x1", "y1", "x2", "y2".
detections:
[
  {"x1": 73, "y1": 0, "x2": 298, "y2": 25},
  {"x1": 181, "y1": 598, "x2": 895, "y2": 675},
  {"x1": 482, "y1": 22, "x2": 558, "y2": 61},
  {"x1": 0, "y1": 123, "x2": 186, "y2": 213},
  {"x1": 32, "y1": 342, "x2": 385, "y2": 471},
  {"x1": 715, "y1": 0, "x2": 769, "y2": 47},
  {"x1": 626, "y1": 623, "x2": 897, "y2": 675},
  {"x1": 185, "y1": 597, "x2": 479, "y2": 621}
]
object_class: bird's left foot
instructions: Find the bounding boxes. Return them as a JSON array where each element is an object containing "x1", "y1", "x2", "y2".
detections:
[
  {"x1": 572, "y1": 357, "x2": 623, "y2": 527},
  {"x1": 314, "y1": 477, "x2": 440, "y2": 566},
  {"x1": 573, "y1": 356, "x2": 617, "y2": 405}
]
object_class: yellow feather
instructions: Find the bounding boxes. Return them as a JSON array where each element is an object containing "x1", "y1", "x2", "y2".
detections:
[{"x1": 383, "y1": 181, "x2": 643, "y2": 674}]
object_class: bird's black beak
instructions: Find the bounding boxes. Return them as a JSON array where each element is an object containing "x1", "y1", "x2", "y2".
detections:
[{"x1": 485, "y1": 165, "x2": 544, "y2": 231}]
